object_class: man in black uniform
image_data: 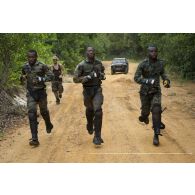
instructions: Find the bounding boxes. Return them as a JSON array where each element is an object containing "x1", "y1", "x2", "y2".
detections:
[
  {"x1": 20, "y1": 50, "x2": 54, "y2": 146},
  {"x1": 73, "y1": 47, "x2": 106, "y2": 145},
  {"x1": 134, "y1": 45, "x2": 170, "y2": 146}
]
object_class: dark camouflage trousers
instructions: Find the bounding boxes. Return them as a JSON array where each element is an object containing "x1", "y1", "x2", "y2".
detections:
[
  {"x1": 27, "y1": 89, "x2": 51, "y2": 139},
  {"x1": 83, "y1": 86, "x2": 104, "y2": 137},
  {"x1": 27, "y1": 90, "x2": 48, "y2": 113},
  {"x1": 52, "y1": 81, "x2": 64, "y2": 101},
  {"x1": 140, "y1": 92, "x2": 161, "y2": 117},
  {"x1": 83, "y1": 86, "x2": 103, "y2": 111},
  {"x1": 52, "y1": 81, "x2": 64, "y2": 93}
]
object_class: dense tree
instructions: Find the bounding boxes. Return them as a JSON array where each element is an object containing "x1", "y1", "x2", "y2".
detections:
[
  {"x1": 106, "y1": 33, "x2": 143, "y2": 59},
  {"x1": 139, "y1": 33, "x2": 195, "y2": 79},
  {"x1": 1, "y1": 33, "x2": 195, "y2": 88},
  {"x1": 0, "y1": 33, "x2": 54, "y2": 87},
  {"x1": 51, "y1": 33, "x2": 109, "y2": 73}
]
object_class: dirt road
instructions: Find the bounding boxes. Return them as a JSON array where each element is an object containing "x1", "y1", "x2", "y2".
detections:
[{"x1": 0, "y1": 61, "x2": 195, "y2": 162}]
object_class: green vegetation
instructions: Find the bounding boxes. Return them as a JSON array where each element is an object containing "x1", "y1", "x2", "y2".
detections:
[
  {"x1": 0, "y1": 33, "x2": 55, "y2": 88},
  {"x1": 139, "y1": 33, "x2": 195, "y2": 80},
  {"x1": 0, "y1": 33, "x2": 195, "y2": 89}
]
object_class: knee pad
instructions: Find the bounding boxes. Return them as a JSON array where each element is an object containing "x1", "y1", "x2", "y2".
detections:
[
  {"x1": 94, "y1": 109, "x2": 103, "y2": 117},
  {"x1": 86, "y1": 108, "x2": 94, "y2": 116},
  {"x1": 28, "y1": 110, "x2": 37, "y2": 121},
  {"x1": 93, "y1": 102, "x2": 102, "y2": 113},
  {"x1": 86, "y1": 108, "x2": 94, "y2": 112},
  {"x1": 151, "y1": 104, "x2": 161, "y2": 114},
  {"x1": 40, "y1": 110, "x2": 49, "y2": 117}
]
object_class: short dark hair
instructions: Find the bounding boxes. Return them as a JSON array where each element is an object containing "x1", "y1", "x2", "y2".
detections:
[
  {"x1": 86, "y1": 46, "x2": 95, "y2": 52},
  {"x1": 147, "y1": 44, "x2": 158, "y2": 51},
  {"x1": 27, "y1": 49, "x2": 38, "y2": 56}
]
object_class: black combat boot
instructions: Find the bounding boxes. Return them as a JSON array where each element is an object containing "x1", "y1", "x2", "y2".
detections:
[
  {"x1": 46, "y1": 123, "x2": 53, "y2": 133},
  {"x1": 93, "y1": 136, "x2": 104, "y2": 144},
  {"x1": 153, "y1": 134, "x2": 159, "y2": 146},
  {"x1": 59, "y1": 93, "x2": 62, "y2": 98},
  {"x1": 86, "y1": 108, "x2": 94, "y2": 135},
  {"x1": 153, "y1": 128, "x2": 161, "y2": 146},
  {"x1": 93, "y1": 136, "x2": 102, "y2": 145},
  {"x1": 29, "y1": 134, "x2": 39, "y2": 146},
  {"x1": 93, "y1": 109, "x2": 104, "y2": 145},
  {"x1": 56, "y1": 98, "x2": 60, "y2": 105},
  {"x1": 29, "y1": 138, "x2": 40, "y2": 146},
  {"x1": 139, "y1": 115, "x2": 149, "y2": 124},
  {"x1": 41, "y1": 111, "x2": 53, "y2": 133}
]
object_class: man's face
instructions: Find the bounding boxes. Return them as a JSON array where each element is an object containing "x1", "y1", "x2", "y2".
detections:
[
  {"x1": 86, "y1": 47, "x2": 95, "y2": 59},
  {"x1": 148, "y1": 47, "x2": 158, "y2": 60},
  {"x1": 28, "y1": 52, "x2": 37, "y2": 65}
]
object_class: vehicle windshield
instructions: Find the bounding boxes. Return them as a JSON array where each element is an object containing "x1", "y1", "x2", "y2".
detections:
[{"x1": 113, "y1": 59, "x2": 126, "y2": 63}]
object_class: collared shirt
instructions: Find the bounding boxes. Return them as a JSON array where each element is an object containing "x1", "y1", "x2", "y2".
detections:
[
  {"x1": 73, "y1": 58, "x2": 105, "y2": 86},
  {"x1": 134, "y1": 58, "x2": 169, "y2": 94},
  {"x1": 21, "y1": 61, "x2": 54, "y2": 91}
]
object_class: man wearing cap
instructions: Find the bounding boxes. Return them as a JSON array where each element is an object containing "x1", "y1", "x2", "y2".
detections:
[
  {"x1": 134, "y1": 45, "x2": 171, "y2": 146},
  {"x1": 51, "y1": 56, "x2": 64, "y2": 104}
]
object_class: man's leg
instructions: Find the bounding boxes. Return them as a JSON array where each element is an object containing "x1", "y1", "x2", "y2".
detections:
[
  {"x1": 27, "y1": 93, "x2": 39, "y2": 146},
  {"x1": 139, "y1": 94, "x2": 151, "y2": 124},
  {"x1": 83, "y1": 88, "x2": 94, "y2": 135},
  {"x1": 86, "y1": 108, "x2": 94, "y2": 134},
  {"x1": 54, "y1": 91, "x2": 60, "y2": 104},
  {"x1": 93, "y1": 87, "x2": 104, "y2": 145},
  {"x1": 151, "y1": 93, "x2": 162, "y2": 146},
  {"x1": 39, "y1": 91, "x2": 53, "y2": 134},
  {"x1": 52, "y1": 82, "x2": 60, "y2": 104},
  {"x1": 59, "y1": 81, "x2": 64, "y2": 99}
]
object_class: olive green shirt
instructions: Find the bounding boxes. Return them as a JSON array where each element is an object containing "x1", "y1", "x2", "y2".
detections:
[
  {"x1": 21, "y1": 61, "x2": 54, "y2": 91},
  {"x1": 134, "y1": 58, "x2": 169, "y2": 94},
  {"x1": 73, "y1": 58, "x2": 105, "y2": 87}
]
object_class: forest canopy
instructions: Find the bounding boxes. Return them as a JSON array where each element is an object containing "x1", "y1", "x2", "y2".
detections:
[{"x1": 0, "y1": 33, "x2": 195, "y2": 88}]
